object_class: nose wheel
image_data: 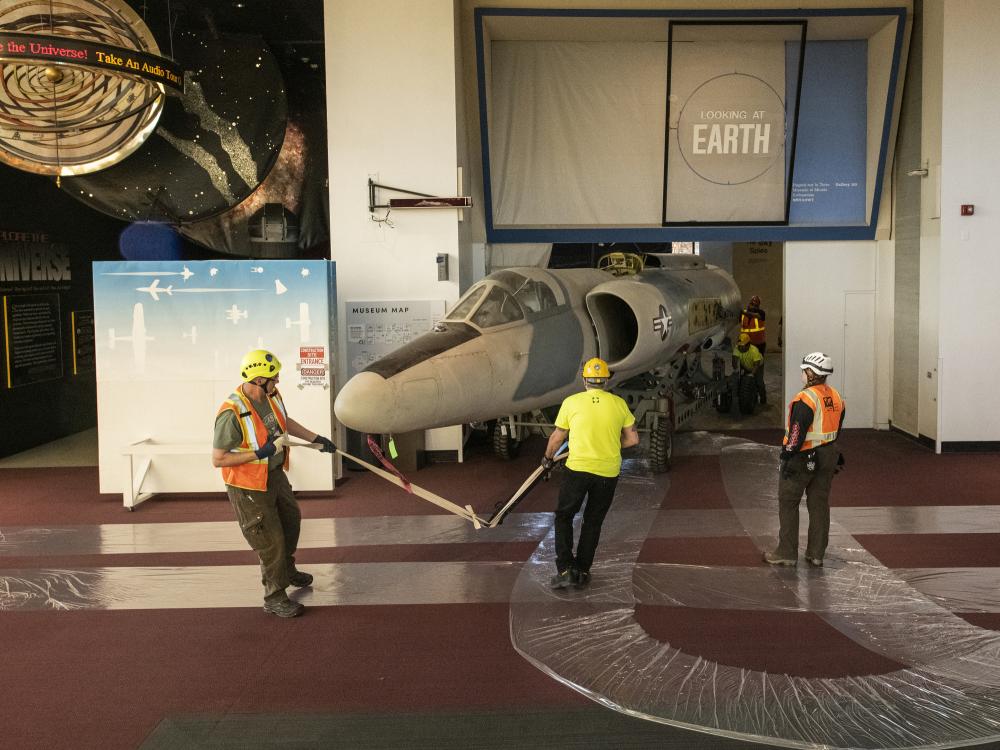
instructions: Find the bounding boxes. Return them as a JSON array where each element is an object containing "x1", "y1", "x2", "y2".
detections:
[{"x1": 493, "y1": 416, "x2": 525, "y2": 460}]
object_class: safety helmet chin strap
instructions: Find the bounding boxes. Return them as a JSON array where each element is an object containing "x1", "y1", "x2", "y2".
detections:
[
  {"x1": 805, "y1": 370, "x2": 827, "y2": 386},
  {"x1": 245, "y1": 377, "x2": 276, "y2": 398}
]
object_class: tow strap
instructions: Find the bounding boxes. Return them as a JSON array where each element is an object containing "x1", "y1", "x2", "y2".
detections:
[
  {"x1": 277, "y1": 435, "x2": 568, "y2": 530},
  {"x1": 277, "y1": 435, "x2": 482, "y2": 528}
]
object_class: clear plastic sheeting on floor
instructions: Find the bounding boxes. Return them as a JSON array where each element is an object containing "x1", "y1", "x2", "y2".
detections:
[
  {"x1": 0, "y1": 514, "x2": 552, "y2": 557},
  {"x1": 509, "y1": 445, "x2": 1000, "y2": 749},
  {"x1": 0, "y1": 562, "x2": 520, "y2": 611}
]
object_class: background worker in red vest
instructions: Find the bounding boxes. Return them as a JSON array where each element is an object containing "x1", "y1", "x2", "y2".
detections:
[
  {"x1": 212, "y1": 349, "x2": 336, "y2": 618},
  {"x1": 764, "y1": 352, "x2": 846, "y2": 568},
  {"x1": 740, "y1": 295, "x2": 767, "y2": 402},
  {"x1": 740, "y1": 294, "x2": 767, "y2": 353}
]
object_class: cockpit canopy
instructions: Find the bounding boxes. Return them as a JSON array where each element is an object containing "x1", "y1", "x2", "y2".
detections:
[{"x1": 443, "y1": 270, "x2": 560, "y2": 329}]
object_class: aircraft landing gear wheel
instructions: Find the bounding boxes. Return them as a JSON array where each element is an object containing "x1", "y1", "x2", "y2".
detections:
[
  {"x1": 649, "y1": 417, "x2": 673, "y2": 473},
  {"x1": 738, "y1": 374, "x2": 758, "y2": 415},
  {"x1": 716, "y1": 390, "x2": 733, "y2": 413},
  {"x1": 493, "y1": 420, "x2": 521, "y2": 460}
]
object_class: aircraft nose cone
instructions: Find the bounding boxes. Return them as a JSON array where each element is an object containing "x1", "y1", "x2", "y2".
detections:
[{"x1": 334, "y1": 371, "x2": 397, "y2": 434}]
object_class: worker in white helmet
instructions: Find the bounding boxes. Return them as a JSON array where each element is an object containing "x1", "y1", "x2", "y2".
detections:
[{"x1": 764, "y1": 352, "x2": 846, "y2": 569}]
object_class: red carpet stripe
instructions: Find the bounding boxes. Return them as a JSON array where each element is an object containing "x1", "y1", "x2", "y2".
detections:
[{"x1": 634, "y1": 605, "x2": 906, "y2": 677}]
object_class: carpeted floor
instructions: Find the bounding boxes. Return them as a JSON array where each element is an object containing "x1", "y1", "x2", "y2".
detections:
[{"x1": 2, "y1": 428, "x2": 999, "y2": 749}]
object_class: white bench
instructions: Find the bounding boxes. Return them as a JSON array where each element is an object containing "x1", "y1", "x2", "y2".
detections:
[{"x1": 121, "y1": 439, "x2": 211, "y2": 510}]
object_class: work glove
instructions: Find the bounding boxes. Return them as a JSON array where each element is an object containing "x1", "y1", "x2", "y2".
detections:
[
  {"x1": 315, "y1": 435, "x2": 337, "y2": 453},
  {"x1": 541, "y1": 455, "x2": 555, "y2": 481},
  {"x1": 254, "y1": 438, "x2": 277, "y2": 460},
  {"x1": 834, "y1": 452, "x2": 846, "y2": 474},
  {"x1": 779, "y1": 450, "x2": 792, "y2": 479}
]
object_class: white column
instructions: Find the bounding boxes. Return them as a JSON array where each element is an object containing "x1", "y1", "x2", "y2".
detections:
[{"x1": 325, "y1": 0, "x2": 465, "y2": 452}]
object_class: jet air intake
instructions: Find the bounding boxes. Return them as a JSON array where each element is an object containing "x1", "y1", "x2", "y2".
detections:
[{"x1": 584, "y1": 259, "x2": 741, "y2": 379}]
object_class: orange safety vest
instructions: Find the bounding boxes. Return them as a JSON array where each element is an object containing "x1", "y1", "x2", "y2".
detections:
[
  {"x1": 783, "y1": 384, "x2": 845, "y2": 451},
  {"x1": 740, "y1": 310, "x2": 766, "y2": 345},
  {"x1": 217, "y1": 386, "x2": 289, "y2": 490}
]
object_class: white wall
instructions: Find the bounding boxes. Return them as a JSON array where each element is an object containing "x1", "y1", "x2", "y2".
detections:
[
  {"x1": 937, "y1": 1, "x2": 1000, "y2": 442},
  {"x1": 325, "y1": 0, "x2": 467, "y2": 451},
  {"x1": 784, "y1": 241, "x2": 879, "y2": 429}
]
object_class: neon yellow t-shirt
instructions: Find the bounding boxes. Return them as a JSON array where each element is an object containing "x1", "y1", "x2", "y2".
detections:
[
  {"x1": 554, "y1": 389, "x2": 635, "y2": 477},
  {"x1": 733, "y1": 344, "x2": 763, "y2": 372}
]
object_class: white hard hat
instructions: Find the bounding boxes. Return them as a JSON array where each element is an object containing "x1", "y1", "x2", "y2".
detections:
[{"x1": 800, "y1": 352, "x2": 833, "y2": 376}]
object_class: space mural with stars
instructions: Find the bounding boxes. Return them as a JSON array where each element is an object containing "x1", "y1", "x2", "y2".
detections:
[{"x1": 63, "y1": 31, "x2": 327, "y2": 257}]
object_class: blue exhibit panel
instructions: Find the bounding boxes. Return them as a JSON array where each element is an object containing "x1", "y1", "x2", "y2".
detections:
[{"x1": 787, "y1": 40, "x2": 868, "y2": 225}]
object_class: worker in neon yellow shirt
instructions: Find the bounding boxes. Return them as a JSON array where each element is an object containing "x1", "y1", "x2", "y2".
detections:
[
  {"x1": 542, "y1": 357, "x2": 639, "y2": 589},
  {"x1": 734, "y1": 332, "x2": 767, "y2": 406}
]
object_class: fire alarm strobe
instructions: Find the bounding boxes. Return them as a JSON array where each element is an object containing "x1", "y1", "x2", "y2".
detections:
[{"x1": 961, "y1": 204, "x2": 975, "y2": 216}]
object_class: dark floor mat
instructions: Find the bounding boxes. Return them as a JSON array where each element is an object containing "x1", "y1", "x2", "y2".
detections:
[{"x1": 141, "y1": 708, "x2": 782, "y2": 749}]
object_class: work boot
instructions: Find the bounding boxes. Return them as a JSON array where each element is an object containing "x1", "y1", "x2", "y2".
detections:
[
  {"x1": 263, "y1": 596, "x2": 304, "y2": 618},
  {"x1": 550, "y1": 569, "x2": 578, "y2": 589},
  {"x1": 763, "y1": 551, "x2": 797, "y2": 566},
  {"x1": 289, "y1": 570, "x2": 313, "y2": 587},
  {"x1": 574, "y1": 570, "x2": 591, "y2": 589}
]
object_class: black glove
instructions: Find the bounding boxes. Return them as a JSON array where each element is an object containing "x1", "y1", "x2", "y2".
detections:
[
  {"x1": 541, "y1": 456, "x2": 555, "y2": 471},
  {"x1": 779, "y1": 450, "x2": 792, "y2": 479},
  {"x1": 315, "y1": 435, "x2": 337, "y2": 453},
  {"x1": 254, "y1": 438, "x2": 276, "y2": 460},
  {"x1": 834, "y1": 452, "x2": 845, "y2": 474}
]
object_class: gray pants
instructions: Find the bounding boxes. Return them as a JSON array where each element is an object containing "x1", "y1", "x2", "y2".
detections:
[
  {"x1": 774, "y1": 442, "x2": 840, "y2": 560},
  {"x1": 226, "y1": 469, "x2": 302, "y2": 601}
]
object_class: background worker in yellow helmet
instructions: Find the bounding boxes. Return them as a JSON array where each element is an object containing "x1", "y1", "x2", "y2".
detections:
[
  {"x1": 212, "y1": 349, "x2": 336, "y2": 618},
  {"x1": 734, "y1": 332, "x2": 767, "y2": 407},
  {"x1": 764, "y1": 351, "x2": 846, "y2": 568},
  {"x1": 542, "y1": 357, "x2": 639, "y2": 589}
]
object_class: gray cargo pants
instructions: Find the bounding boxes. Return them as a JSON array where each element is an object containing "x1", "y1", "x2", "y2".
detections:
[{"x1": 226, "y1": 469, "x2": 302, "y2": 602}]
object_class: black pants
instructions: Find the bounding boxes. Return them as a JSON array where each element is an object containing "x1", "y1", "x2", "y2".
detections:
[
  {"x1": 775, "y1": 442, "x2": 840, "y2": 560},
  {"x1": 554, "y1": 468, "x2": 619, "y2": 574}
]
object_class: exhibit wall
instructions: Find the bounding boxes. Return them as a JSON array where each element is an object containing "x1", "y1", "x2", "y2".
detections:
[
  {"x1": 93, "y1": 259, "x2": 336, "y2": 494},
  {"x1": 0, "y1": 164, "x2": 124, "y2": 459},
  {"x1": 469, "y1": 6, "x2": 908, "y2": 243}
]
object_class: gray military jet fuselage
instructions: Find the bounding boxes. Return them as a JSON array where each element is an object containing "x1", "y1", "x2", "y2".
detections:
[{"x1": 335, "y1": 256, "x2": 741, "y2": 438}]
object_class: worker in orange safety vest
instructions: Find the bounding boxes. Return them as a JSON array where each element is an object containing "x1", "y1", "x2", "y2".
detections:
[
  {"x1": 212, "y1": 349, "x2": 336, "y2": 618},
  {"x1": 740, "y1": 295, "x2": 767, "y2": 353},
  {"x1": 764, "y1": 351, "x2": 846, "y2": 569}
]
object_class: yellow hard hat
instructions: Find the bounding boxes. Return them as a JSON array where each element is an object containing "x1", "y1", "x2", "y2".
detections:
[
  {"x1": 240, "y1": 349, "x2": 281, "y2": 382},
  {"x1": 738, "y1": 333, "x2": 750, "y2": 346},
  {"x1": 582, "y1": 357, "x2": 611, "y2": 379}
]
